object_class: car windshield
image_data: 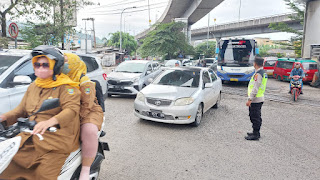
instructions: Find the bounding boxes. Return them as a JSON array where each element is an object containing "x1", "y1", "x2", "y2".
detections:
[
  {"x1": 115, "y1": 62, "x2": 146, "y2": 73},
  {"x1": 153, "y1": 69, "x2": 200, "y2": 87},
  {"x1": 0, "y1": 55, "x2": 22, "y2": 75},
  {"x1": 204, "y1": 59, "x2": 214, "y2": 63},
  {"x1": 264, "y1": 60, "x2": 277, "y2": 67},
  {"x1": 302, "y1": 62, "x2": 317, "y2": 70}
]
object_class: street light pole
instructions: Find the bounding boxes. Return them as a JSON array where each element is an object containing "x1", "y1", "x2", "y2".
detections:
[
  {"x1": 238, "y1": 0, "x2": 242, "y2": 22},
  {"x1": 120, "y1": 6, "x2": 136, "y2": 53},
  {"x1": 207, "y1": 12, "x2": 210, "y2": 50}
]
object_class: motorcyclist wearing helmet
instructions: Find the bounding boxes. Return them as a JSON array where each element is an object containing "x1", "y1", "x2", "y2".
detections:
[
  {"x1": 0, "y1": 45, "x2": 81, "y2": 180},
  {"x1": 289, "y1": 63, "x2": 305, "y2": 94},
  {"x1": 63, "y1": 53, "x2": 104, "y2": 180}
]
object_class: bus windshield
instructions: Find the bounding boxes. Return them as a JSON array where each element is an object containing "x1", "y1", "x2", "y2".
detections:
[{"x1": 218, "y1": 39, "x2": 255, "y2": 67}]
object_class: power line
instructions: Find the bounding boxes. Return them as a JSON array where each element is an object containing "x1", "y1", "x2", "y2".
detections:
[
  {"x1": 88, "y1": 1, "x2": 167, "y2": 13},
  {"x1": 87, "y1": 0, "x2": 145, "y2": 10},
  {"x1": 90, "y1": 5, "x2": 166, "y2": 15}
]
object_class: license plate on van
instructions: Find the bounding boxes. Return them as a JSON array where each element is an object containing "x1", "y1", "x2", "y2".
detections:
[{"x1": 230, "y1": 78, "x2": 238, "y2": 81}]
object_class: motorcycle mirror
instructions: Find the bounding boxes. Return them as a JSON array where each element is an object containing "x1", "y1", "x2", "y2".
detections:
[{"x1": 37, "y1": 98, "x2": 60, "y2": 113}]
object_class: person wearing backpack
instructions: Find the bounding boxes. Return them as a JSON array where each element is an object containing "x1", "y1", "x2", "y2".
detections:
[{"x1": 63, "y1": 53, "x2": 104, "y2": 180}]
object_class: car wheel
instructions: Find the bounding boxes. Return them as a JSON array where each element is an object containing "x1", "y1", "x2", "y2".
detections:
[
  {"x1": 277, "y1": 75, "x2": 282, "y2": 81},
  {"x1": 191, "y1": 104, "x2": 203, "y2": 127},
  {"x1": 213, "y1": 93, "x2": 221, "y2": 108},
  {"x1": 221, "y1": 80, "x2": 225, "y2": 84},
  {"x1": 107, "y1": 93, "x2": 112, "y2": 97}
]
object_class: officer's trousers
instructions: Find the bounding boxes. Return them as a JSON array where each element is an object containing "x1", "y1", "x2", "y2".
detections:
[{"x1": 249, "y1": 102, "x2": 263, "y2": 134}]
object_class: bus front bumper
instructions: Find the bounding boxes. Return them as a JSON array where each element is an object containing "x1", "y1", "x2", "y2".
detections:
[{"x1": 217, "y1": 72, "x2": 254, "y2": 82}]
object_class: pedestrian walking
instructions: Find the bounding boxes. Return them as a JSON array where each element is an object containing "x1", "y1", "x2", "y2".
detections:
[{"x1": 245, "y1": 57, "x2": 268, "y2": 141}]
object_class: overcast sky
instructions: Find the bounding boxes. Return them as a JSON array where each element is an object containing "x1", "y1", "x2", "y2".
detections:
[{"x1": 77, "y1": 0, "x2": 295, "y2": 40}]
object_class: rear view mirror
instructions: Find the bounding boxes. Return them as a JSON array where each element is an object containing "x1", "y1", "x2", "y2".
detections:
[
  {"x1": 205, "y1": 83, "x2": 213, "y2": 88},
  {"x1": 148, "y1": 78, "x2": 153, "y2": 83},
  {"x1": 12, "y1": 75, "x2": 32, "y2": 85}
]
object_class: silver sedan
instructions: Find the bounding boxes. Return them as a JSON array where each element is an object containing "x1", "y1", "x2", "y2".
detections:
[{"x1": 134, "y1": 67, "x2": 222, "y2": 126}]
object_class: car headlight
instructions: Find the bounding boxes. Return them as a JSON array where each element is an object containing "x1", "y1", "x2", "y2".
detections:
[
  {"x1": 174, "y1": 97, "x2": 194, "y2": 106},
  {"x1": 217, "y1": 69, "x2": 227, "y2": 74},
  {"x1": 136, "y1": 92, "x2": 145, "y2": 102},
  {"x1": 244, "y1": 69, "x2": 255, "y2": 74}
]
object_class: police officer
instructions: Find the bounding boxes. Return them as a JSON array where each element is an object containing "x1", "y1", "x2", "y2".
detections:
[{"x1": 245, "y1": 57, "x2": 267, "y2": 141}]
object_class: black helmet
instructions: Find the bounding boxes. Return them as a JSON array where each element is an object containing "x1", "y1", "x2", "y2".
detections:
[{"x1": 31, "y1": 45, "x2": 64, "y2": 80}]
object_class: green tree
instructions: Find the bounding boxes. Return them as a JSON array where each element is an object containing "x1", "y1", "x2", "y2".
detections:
[
  {"x1": 108, "y1": 32, "x2": 137, "y2": 55},
  {"x1": 138, "y1": 22, "x2": 194, "y2": 59},
  {"x1": 0, "y1": 0, "x2": 93, "y2": 48},
  {"x1": 194, "y1": 41, "x2": 216, "y2": 59},
  {"x1": 268, "y1": 0, "x2": 305, "y2": 57},
  {"x1": 258, "y1": 44, "x2": 280, "y2": 57}
]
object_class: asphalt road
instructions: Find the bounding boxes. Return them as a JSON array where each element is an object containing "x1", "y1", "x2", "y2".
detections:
[{"x1": 99, "y1": 77, "x2": 320, "y2": 180}]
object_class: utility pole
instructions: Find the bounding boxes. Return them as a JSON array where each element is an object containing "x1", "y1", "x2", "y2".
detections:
[
  {"x1": 148, "y1": 0, "x2": 151, "y2": 26},
  {"x1": 82, "y1": 18, "x2": 96, "y2": 51},
  {"x1": 207, "y1": 12, "x2": 210, "y2": 50},
  {"x1": 92, "y1": 18, "x2": 96, "y2": 48},
  {"x1": 60, "y1": 0, "x2": 64, "y2": 50},
  {"x1": 238, "y1": 0, "x2": 242, "y2": 22}
]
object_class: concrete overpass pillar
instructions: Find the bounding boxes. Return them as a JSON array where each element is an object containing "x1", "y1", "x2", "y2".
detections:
[{"x1": 302, "y1": 0, "x2": 320, "y2": 58}]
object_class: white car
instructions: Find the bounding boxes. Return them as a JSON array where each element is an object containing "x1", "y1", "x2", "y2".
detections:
[
  {"x1": 107, "y1": 60, "x2": 162, "y2": 96},
  {"x1": 0, "y1": 50, "x2": 107, "y2": 115},
  {"x1": 134, "y1": 67, "x2": 222, "y2": 126}
]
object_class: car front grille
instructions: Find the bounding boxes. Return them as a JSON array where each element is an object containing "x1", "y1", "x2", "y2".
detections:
[
  {"x1": 108, "y1": 80, "x2": 132, "y2": 86},
  {"x1": 108, "y1": 88, "x2": 132, "y2": 93},
  {"x1": 146, "y1": 98, "x2": 172, "y2": 106}
]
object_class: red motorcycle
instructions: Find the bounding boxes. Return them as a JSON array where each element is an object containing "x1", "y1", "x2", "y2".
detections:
[{"x1": 290, "y1": 75, "x2": 302, "y2": 101}]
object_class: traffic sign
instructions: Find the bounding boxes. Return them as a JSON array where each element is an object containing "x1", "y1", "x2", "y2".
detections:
[{"x1": 8, "y1": 23, "x2": 19, "y2": 38}]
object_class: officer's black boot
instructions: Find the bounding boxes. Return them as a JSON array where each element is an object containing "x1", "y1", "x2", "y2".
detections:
[{"x1": 245, "y1": 131, "x2": 260, "y2": 141}]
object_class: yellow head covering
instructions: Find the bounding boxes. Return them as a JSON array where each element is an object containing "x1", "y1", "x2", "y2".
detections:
[
  {"x1": 32, "y1": 55, "x2": 79, "y2": 89},
  {"x1": 64, "y1": 53, "x2": 91, "y2": 85}
]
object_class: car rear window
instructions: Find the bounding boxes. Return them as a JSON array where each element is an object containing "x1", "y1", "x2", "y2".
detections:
[
  {"x1": 79, "y1": 56, "x2": 99, "y2": 72},
  {"x1": 302, "y1": 62, "x2": 317, "y2": 70},
  {"x1": 276, "y1": 61, "x2": 294, "y2": 69},
  {"x1": 204, "y1": 59, "x2": 214, "y2": 63},
  {"x1": 0, "y1": 55, "x2": 22, "y2": 75},
  {"x1": 264, "y1": 60, "x2": 276, "y2": 67}
]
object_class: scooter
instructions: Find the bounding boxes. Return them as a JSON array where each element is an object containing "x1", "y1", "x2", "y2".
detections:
[
  {"x1": 0, "y1": 98, "x2": 109, "y2": 180},
  {"x1": 290, "y1": 75, "x2": 302, "y2": 101}
]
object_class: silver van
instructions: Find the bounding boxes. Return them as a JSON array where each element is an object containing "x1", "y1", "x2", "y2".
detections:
[{"x1": 107, "y1": 60, "x2": 162, "y2": 96}]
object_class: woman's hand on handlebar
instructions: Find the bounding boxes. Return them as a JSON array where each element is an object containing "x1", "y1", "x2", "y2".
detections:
[{"x1": 32, "y1": 117, "x2": 58, "y2": 135}]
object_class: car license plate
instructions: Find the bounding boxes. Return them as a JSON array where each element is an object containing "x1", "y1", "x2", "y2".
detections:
[
  {"x1": 149, "y1": 110, "x2": 165, "y2": 119},
  {"x1": 114, "y1": 85, "x2": 124, "y2": 90},
  {"x1": 230, "y1": 78, "x2": 238, "y2": 81}
]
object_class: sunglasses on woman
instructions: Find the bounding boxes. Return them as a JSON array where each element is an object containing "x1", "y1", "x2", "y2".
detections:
[{"x1": 34, "y1": 62, "x2": 50, "y2": 68}]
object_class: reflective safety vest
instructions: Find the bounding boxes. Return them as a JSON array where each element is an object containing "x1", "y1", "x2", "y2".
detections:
[{"x1": 248, "y1": 69, "x2": 268, "y2": 97}]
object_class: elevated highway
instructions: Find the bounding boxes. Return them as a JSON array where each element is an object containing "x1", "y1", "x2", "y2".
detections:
[
  {"x1": 135, "y1": 0, "x2": 224, "y2": 40},
  {"x1": 191, "y1": 13, "x2": 303, "y2": 41}
]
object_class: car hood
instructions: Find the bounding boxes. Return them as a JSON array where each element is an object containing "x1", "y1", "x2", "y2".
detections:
[
  {"x1": 141, "y1": 84, "x2": 198, "y2": 100},
  {"x1": 108, "y1": 72, "x2": 141, "y2": 80}
]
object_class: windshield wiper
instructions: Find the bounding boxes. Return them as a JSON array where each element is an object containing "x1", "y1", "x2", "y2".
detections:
[
  {"x1": 116, "y1": 71, "x2": 132, "y2": 73},
  {"x1": 180, "y1": 85, "x2": 191, "y2": 87},
  {"x1": 132, "y1": 71, "x2": 142, "y2": 73}
]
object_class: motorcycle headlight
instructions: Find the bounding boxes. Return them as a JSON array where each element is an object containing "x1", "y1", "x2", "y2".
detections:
[
  {"x1": 218, "y1": 69, "x2": 227, "y2": 74},
  {"x1": 136, "y1": 92, "x2": 145, "y2": 102},
  {"x1": 174, "y1": 97, "x2": 194, "y2": 106},
  {"x1": 244, "y1": 69, "x2": 255, "y2": 74}
]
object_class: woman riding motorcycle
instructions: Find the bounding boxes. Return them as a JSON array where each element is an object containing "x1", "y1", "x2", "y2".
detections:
[
  {"x1": 0, "y1": 45, "x2": 81, "y2": 180},
  {"x1": 63, "y1": 53, "x2": 104, "y2": 180}
]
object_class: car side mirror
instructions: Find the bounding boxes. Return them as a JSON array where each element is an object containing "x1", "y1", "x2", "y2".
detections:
[
  {"x1": 205, "y1": 83, "x2": 213, "y2": 88},
  {"x1": 12, "y1": 75, "x2": 32, "y2": 85},
  {"x1": 148, "y1": 78, "x2": 153, "y2": 83}
]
